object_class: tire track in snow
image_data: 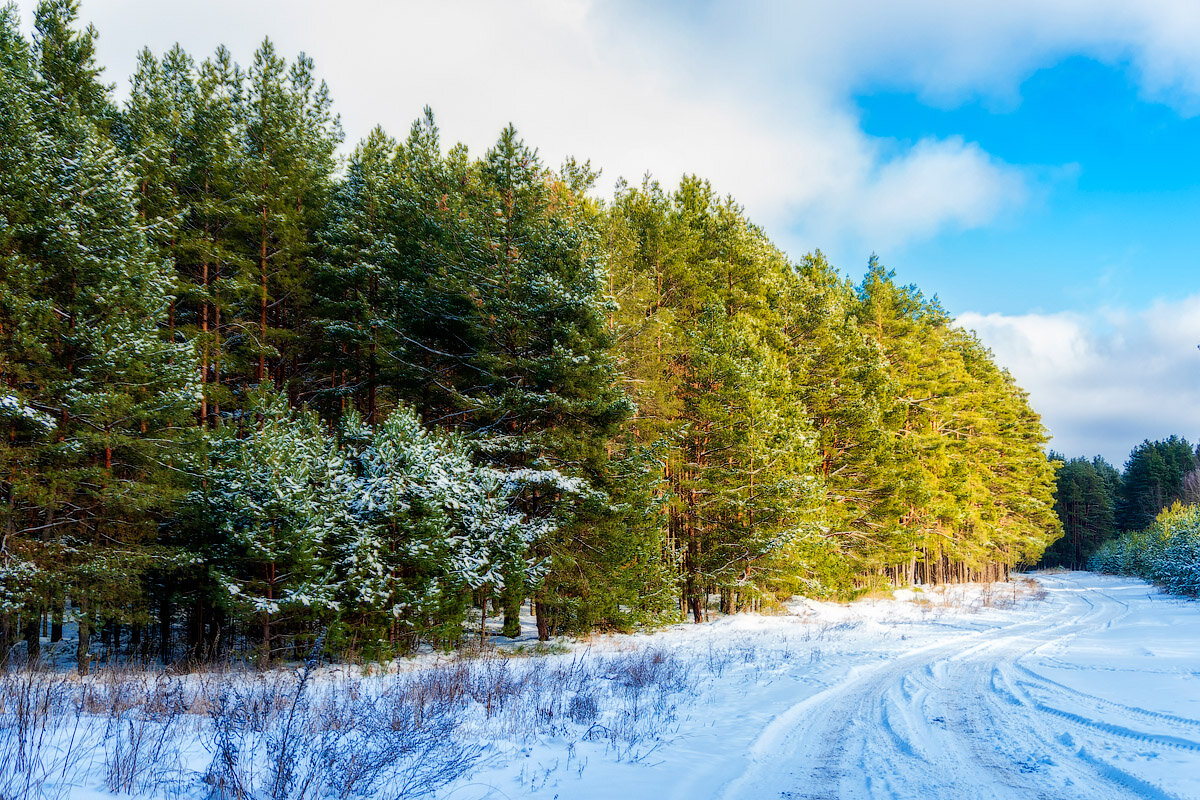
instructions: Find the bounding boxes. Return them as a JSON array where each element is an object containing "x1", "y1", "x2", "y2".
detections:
[
  {"x1": 1013, "y1": 663, "x2": 1200, "y2": 737},
  {"x1": 715, "y1": 574, "x2": 1192, "y2": 800},
  {"x1": 718, "y1": 584, "x2": 1084, "y2": 800}
]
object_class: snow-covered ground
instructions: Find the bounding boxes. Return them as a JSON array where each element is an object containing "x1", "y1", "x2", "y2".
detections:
[
  {"x1": 453, "y1": 572, "x2": 1200, "y2": 800},
  {"x1": 5, "y1": 572, "x2": 1199, "y2": 800}
]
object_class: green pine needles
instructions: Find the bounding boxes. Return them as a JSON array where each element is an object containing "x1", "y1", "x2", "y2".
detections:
[{"x1": 0, "y1": 0, "x2": 1064, "y2": 670}]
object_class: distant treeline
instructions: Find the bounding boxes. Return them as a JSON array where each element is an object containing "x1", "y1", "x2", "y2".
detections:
[
  {"x1": 1042, "y1": 435, "x2": 1200, "y2": 573},
  {"x1": 0, "y1": 1, "x2": 1060, "y2": 672},
  {"x1": 1090, "y1": 502, "x2": 1200, "y2": 596}
]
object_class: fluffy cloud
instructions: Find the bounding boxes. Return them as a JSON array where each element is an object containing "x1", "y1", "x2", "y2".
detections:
[
  {"x1": 13, "y1": 0, "x2": 1032, "y2": 253},
  {"x1": 657, "y1": 0, "x2": 1200, "y2": 108},
  {"x1": 18, "y1": 1, "x2": 1200, "y2": 254},
  {"x1": 959, "y1": 298, "x2": 1200, "y2": 464}
]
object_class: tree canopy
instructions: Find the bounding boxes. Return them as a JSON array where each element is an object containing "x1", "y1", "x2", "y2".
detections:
[{"x1": 0, "y1": 1, "x2": 1064, "y2": 669}]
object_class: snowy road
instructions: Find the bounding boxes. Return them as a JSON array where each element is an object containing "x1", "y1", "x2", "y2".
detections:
[
  {"x1": 456, "y1": 572, "x2": 1200, "y2": 800},
  {"x1": 719, "y1": 574, "x2": 1200, "y2": 800}
]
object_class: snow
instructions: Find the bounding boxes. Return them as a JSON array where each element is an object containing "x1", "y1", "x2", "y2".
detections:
[
  {"x1": 6, "y1": 572, "x2": 1200, "y2": 799},
  {"x1": 0, "y1": 393, "x2": 55, "y2": 431},
  {"x1": 448, "y1": 572, "x2": 1200, "y2": 800}
]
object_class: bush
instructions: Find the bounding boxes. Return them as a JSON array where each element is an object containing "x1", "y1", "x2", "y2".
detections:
[{"x1": 1091, "y1": 502, "x2": 1200, "y2": 597}]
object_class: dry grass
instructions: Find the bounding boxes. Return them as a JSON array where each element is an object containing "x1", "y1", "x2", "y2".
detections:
[{"x1": 0, "y1": 640, "x2": 700, "y2": 799}]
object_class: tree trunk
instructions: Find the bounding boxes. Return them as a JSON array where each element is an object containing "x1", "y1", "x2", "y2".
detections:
[
  {"x1": 22, "y1": 613, "x2": 39, "y2": 665},
  {"x1": 187, "y1": 596, "x2": 205, "y2": 662},
  {"x1": 534, "y1": 597, "x2": 550, "y2": 641},
  {"x1": 686, "y1": 529, "x2": 703, "y2": 623},
  {"x1": 200, "y1": 250, "x2": 210, "y2": 424},
  {"x1": 129, "y1": 624, "x2": 142, "y2": 660},
  {"x1": 50, "y1": 600, "x2": 63, "y2": 643},
  {"x1": 368, "y1": 275, "x2": 378, "y2": 424},
  {"x1": 159, "y1": 593, "x2": 172, "y2": 665},
  {"x1": 0, "y1": 612, "x2": 10, "y2": 664},
  {"x1": 259, "y1": 203, "x2": 268, "y2": 383},
  {"x1": 262, "y1": 561, "x2": 274, "y2": 662},
  {"x1": 76, "y1": 596, "x2": 90, "y2": 676}
]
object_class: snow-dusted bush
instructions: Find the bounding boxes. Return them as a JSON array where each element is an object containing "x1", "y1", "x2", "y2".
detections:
[
  {"x1": 1152, "y1": 504, "x2": 1200, "y2": 595},
  {"x1": 198, "y1": 390, "x2": 592, "y2": 657},
  {"x1": 1090, "y1": 502, "x2": 1200, "y2": 597}
]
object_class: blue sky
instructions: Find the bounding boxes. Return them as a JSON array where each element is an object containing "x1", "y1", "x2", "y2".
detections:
[
  {"x1": 856, "y1": 56, "x2": 1200, "y2": 316},
  {"x1": 15, "y1": 0, "x2": 1200, "y2": 464}
]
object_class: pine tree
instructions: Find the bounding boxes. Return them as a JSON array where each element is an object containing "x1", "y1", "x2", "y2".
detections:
[
  {"x1": 0, "y1": 3, "x2": 58, "y2": 661},
  {"x1": 858, "y1": 259, "x2": 1059, "y2": 584},
  {"x1": 1118, "y1": 437, "x2": 1197, "y2": 531},
  {"x1": 1041, "y1": 455, "x2": 1118, "y2": 569},
  {"x1": 335, "y1": 118, "x2": 637, "y2": 637},
  {"x1": 607, "y1": 176, "x2": 827, "y2": 618},
  {"x1": 0, "y1": 0, "x2": 196, "y2": 672},
  {"x1": 200, "y1": 390, "x2": 335, "y2": 661},
  {"x1": 186, "y1": 45, "x2": 249, "y2": 425},
  {"x1": 239, "y1": 40, "x2": 340, "y2": 394},
  {"x1": 311, "y1": 126, "x2": 401, "y2": 423},
  {"x1": 780, "y1": 252, "x2": 895, "y2": 589}
]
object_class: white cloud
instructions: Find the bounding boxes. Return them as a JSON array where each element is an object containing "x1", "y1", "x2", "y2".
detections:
[
  {"x1": 959, "y1": 299, "x2": 1200, "y2": 464},
  {"x1": 14, "y1": 1, "x2": 1200, "y2": 266},
  {"x1": 11, "y1": 0, "x2": 1032, "y2": 253},
  {"x1": 676, "y1": 0, "x2": 1200, "y2": 109}
]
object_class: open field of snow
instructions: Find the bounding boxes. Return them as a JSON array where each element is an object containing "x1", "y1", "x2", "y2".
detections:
[
  {"x1": 3, "y1": 572, "x2": 1198, "y2": 800},
  {"x1": 456, "y1": 572, "x2": 1200, "y2": 800}
]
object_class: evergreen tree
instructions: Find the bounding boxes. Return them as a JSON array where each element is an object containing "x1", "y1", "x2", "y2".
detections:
[
  {"x1": 321, "y1": 117, "x2": 636, "y2": 637},
  {"x1": 607, "y1": 176, "x2": 825, "y2": 617},
  {"x1": 311, "y1": 126, "x2": 401, "y2": 423},
  {"x1": 1041, "y1": 455, "x2": 1118, "y2": 569},
  {"x1": 201, "y1": 391, "x2": 335, "y2": 660},
  {"x1": 1118, "y1": 436, "x2": 1197, "y2": 531},
  {"x1": 197, "y1": 390, "x2": 566, "y2": 659},
  {"x1": 184, "y1": 45, "x2": 249, "y2": 425},
  {"x1": 859, "y1": 259, "x2": 1059, "y2": 583},
  {"x1": 781, "y1": 252, "x2": 894, "y2": 589},
  {"x1": 0, "y1": 0, "x2": 196, "y2": 672},
  {"x1": 240, "y1": 40, "x2": 340, "y2": 393}
]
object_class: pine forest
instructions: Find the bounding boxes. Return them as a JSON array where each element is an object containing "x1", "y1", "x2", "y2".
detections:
[{"x1": 0, "y1": 1, "x2": 1069, "y2": 672}]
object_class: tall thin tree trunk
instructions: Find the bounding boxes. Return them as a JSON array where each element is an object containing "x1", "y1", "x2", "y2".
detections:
[
  {"x1": 534, "y1": 596, "x2": 550, "y2": 641},
  {"x1": 368, "y1": 276, "x2": 378, "y2": 424},
  {"x1": 159, "y1": 593, "x2": 172, "y2": 665},
  {"x1": 201, "y1": 245, "x2": 210, "y2": 424},
  {"x1": 258, "y1": 205, "x2": 268, "y2": 383},
  {"x1": 50, "y1": 601, "x2": 62, "y2": 643},
  {"x1": 76, "y1": 596, "x2": 90, "y2": 676},
  {"x1": 213, "y1": 304, "x2": 222, "y2": 424},
  {"x1": 22, "y1": 612, "x2": 39, "y2": 665},
  {"x1": 262, "y1": 561, "x2": 274, "y2": 661}
]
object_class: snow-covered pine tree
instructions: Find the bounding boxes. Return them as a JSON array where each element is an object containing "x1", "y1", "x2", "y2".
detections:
[
  {"x1": 0, "y1": 0, "x2": 197, "y2": 673},
  {"x1": 329, "y1": 407, "x2": 539, "y2": 654},
  {"x1": 239, "y1": 40, "x2": 340, "y2": 393},
  {"x1": 200, "y1": 390, "x2": 336, "y2": 661},
  {"x1": 197, "y1": 388, "x2": 556, "y2": 659},
  {"x1": 0, "y1": 5, "x2": 58, "y2": 663},
  {"x1": 320, "y1": 116, "x2": 637, "y2": 639}
]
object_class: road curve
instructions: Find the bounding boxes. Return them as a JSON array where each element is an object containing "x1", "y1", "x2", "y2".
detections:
[{"x1": 717, "y1": 573, "x2": 1200, "y2": 800}]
